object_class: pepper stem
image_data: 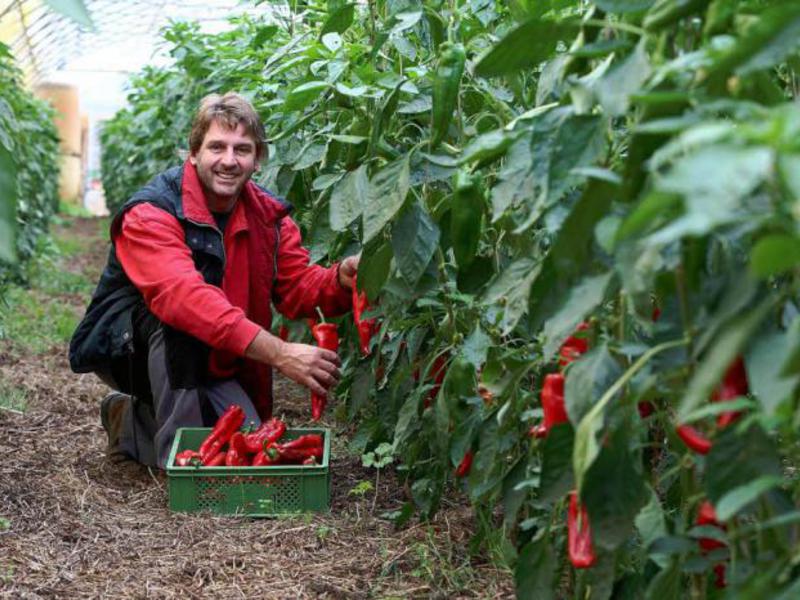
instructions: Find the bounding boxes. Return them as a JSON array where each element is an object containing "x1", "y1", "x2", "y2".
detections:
[{"x1": 315, "y1": 306, "x2": 327, "y2": 323}]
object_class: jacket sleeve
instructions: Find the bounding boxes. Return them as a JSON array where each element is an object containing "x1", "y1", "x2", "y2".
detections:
[
  {"x1": 115, "y1": 203, "x2": 261, "y2": 355},
  {"x1": 273, "y1": 217, "x2": 352, "y2": 320}
]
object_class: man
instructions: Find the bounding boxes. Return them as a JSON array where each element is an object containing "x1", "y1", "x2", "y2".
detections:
[{"x1": 70, "y1": 92, "x2": 357, "y2": 468}]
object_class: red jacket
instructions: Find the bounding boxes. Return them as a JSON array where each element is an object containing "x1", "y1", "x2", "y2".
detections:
[{"x1": 115, "y1": 161, "x2": 351, "y2": 417}]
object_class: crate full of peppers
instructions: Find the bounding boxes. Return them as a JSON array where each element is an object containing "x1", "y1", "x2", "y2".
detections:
[{"x1": 166, "y1": 405, "x2": 330, "y2": 516}]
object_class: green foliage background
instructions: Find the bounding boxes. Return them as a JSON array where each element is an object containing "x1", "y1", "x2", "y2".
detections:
[
  {"x1": 100, "y1": 0, "x2": 800, "y2": 597},
  {"x1": 0, "y1": 41, "x2": 61, "y2": 285}
]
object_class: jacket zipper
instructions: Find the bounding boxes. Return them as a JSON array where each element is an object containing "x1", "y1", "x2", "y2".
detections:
[{"x1": 185, "y1": 218, "x2": 226, "y2": 272}]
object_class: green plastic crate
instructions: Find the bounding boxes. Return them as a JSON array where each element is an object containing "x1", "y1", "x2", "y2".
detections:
[{"x1": 166, "y1": 427, "x2": 330, "y2": 516}]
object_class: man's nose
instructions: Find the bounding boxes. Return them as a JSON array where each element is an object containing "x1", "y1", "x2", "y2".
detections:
[{"x1": 221, "y1": 147, "x2": 236, "y2": 166}]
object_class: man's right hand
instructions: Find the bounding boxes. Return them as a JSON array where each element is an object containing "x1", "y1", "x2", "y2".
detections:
[{"x1": 245, "y1": 330, "x2": 340, "y2": 396}]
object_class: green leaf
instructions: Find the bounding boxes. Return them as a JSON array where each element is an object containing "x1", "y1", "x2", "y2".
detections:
[
  {"x1": 284, "y1": 81, "x2": 329, "y2": 112},
  {"x1": 595, "y1": 0, "x2": 655, "y2": 12},
  {"x1": 747, "y1": 328, "x2": 800, "y2": 417},
  {"x1": 321, "y1": 2, "x2": 355, "y2": 35},
  {"x1": 460, "y1": 325, "x2": 490, "y2": 368},
  {"x1": 482, "y1": 258, "x2": 540, "y2": 335},
  {"x1": 582, "y1": 429, "x2": 648, "y2": 550},
  {"x1": 705, "y1": 424, "x2": 782, "y2": 505},
  {"x1": 363, "y1": 154, "x2": 411, "y2": 243},
  {"x1": 541, "y1": 272, "x2": 613, "y2": 361},
  {"x1": 636, "y1": 487, "x2": 670, "y2": 569},
  {"x1": 330, "y1": 165, "x2": 368, "y2": 231},
  {"x1": 44, "y1": 0, "x2": 94, "y2": 29},
  {"x1": 594, "y1": 40, "x2": 652, "y2": 116},
  {"x1": 459, "y1": 129, "x2": 514, "y2": 167},
  {"x1": 564, "y1": 343, "x2": 623, "y2": 425},
  {"x1": 515, "y1": 537, "x2": 556, "y2": 600},
  {"x1": 391, "y1": 202, "x2": 440, "y2": 286},
  {"x1": 0, "y1": 142, "x2": 16, "y2": 263},
  {"x1": 750, "y1": 234, "x2": 800, "y2": 278},
  {"x1": 357, "y1": 238, "x2": 393, "y2": 302},
  {"x1": 475, "y1": 18, "x2": 579, "y2": 78},
  {"x1": 678, "y1": 296, "x2": 774, "y2": 421},
  {"x1": 644, "y1": 561, "x2": 682, "y2": 600},
  {"x1": 538, "y1": 423, "x2": 575, "y2": 504},
  {"x1": 715, "y1": 475, "x2": 783, "y2": 521}
]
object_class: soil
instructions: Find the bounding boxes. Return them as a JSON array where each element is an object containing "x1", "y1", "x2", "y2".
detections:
[{"x1": 0, "y1": 217, "x2": 514, "y2": 599}]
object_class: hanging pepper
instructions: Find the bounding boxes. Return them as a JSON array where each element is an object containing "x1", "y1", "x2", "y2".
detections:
[
  {"x1": 310, "y1": 321, "x2": 339, "y2": 421},
  {"x1": 430, "y1": 41, "x2": 466, "y2": 148},
  {"x1": 676, "y1": 424, "x2": 713, "y2": 455},
  {"x1": 199, "y1": 404, "x2": 246, "y2": 464},
  {"x1": 422, "y1": 354, "x2": 448, "y2": 408},
  {"x1": 637, "y1": 401, "x2": 655, "y2": 419},
  {"x1": 558, "y1": 322, "x2": 590, "y2": 369},
  {"x1": 711, "y1": 356, "x2": 748, "y2": 428},
  {"x1": 174, "y1": 449, "x2": 202, "y2": 467},
  {"x1": 352, "y1": 275, "x2": 378, "y2": 357},
  {"x1": 531, "y1": 373, "x2": 569, "y2": 439},
  {"x1": 225, "y1": 432, "x2": 251, "y2": 467},
  {"x1": 696, "y1": 500, "x2": 728, "y2": 588},
  {"x1": 568, "y1": 491, "x2": 596, "y2": 569},
  {"x1": 455, "y1": 450, "x2": 474, "y2": 478},
  {"x1": 242, "y1": 417, "x2": 287, "y2": 454},
  {"x1": 450, "y1": 170, "x2": 484, "y2": 270}
]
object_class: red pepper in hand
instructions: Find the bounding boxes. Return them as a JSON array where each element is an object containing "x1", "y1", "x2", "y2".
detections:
[
  {"x1": 676, "y1": 424, "x2": 712, "y2": 455},
  {"x1": 568, "y1": 491, "x2": 596, "y2": 569},
  {"x1": 242, "y1": 417, "x2": 287, "y2": 453},
  {"x1": 711, "y1": 356, "x2": 748, "y2": 428},
  {"x1": 174, "y1": 449, "x2": 202, "y2": 467},
  {"x1": 455, "y1": 450, "x2": 474, "y2": 478},
  {"x1": 225, "y1": 432, "x2": 250, "y2": 467},
  {"x1": 310, "y1": 322, "x2": 339, "y2": 421},
  {"x1": 531, "y1": 373, "x2": 569, "y2": 439},
  {"x1": 199, "y1": 404, "x2": 245, "y2": 464},
  {"x1": 696, "y1": 501, "x2": 728, "y2": 588},
  {"x1": 352, "y1": 275, "x2": 379, "y2": 357},
  {"x1": 559, "y1": 322, "x2": 590, "y2": 369}
]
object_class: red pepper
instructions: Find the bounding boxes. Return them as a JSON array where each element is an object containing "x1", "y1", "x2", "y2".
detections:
[
  {"x1": 352, "y1": 275, "x2": 379, "y2": 357},
  {"x1": 422, "y1": 354, "x2": 448, "y2": 408},
  {"x1": 568, "y1": 491, "x2": 596, "y2": 569},
  {"x1": 252, "y1": 449, "x2": 280, "y2": 466},
  {"x1": 676, "y1": 424, "x2": 712, "y2": 455},
  {"x1": 455, "y1": 450, "x2": 474, "y2": 478},
  {"x1": 174, "y1": 449, "x2": 202, "y2": 467},
  {"x1": 199, "y1": 404, "x2": 246, "y2": 464},
  {"x1": 558, "y1": 322, "x2": 590, "y2": 368},
  {"x1": 302, "y1": 456, "x2": 318, "y2": 466},
  {"x1": 267, "y1": 445, "x2": 323, "y2": 464},
  {"x1": 637, "y1": 401, "x2": 655, "y2": 418},
  {"x1": 310, "y1": 322, "x2": 339, "y2": 420},
  {"x1": 225, "y1": 432, "x2": 250, "y2": 466},
  {"x1": 710, "y1": 356, "x2": 748, "y2": 428},
  {"x1": 278, "y1": 324, "x2": 290, "y2": 342},
  {"x1": 276, "y1": 434, "x2": 324, "y2": 451},
  {"x1": 531, "y1": 373, "x2": 569, "y2": 439},
  {"x1": 205, "y1": 451, "x2": 227, "y2": 467},
  {"x1": 242, "y1": 417, "x2": 287, "y2": 453},
  {"x1": 696, "y1": 501, "x2": 727, "y2": 588}
]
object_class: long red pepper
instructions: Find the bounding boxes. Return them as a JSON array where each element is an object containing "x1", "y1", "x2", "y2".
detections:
[
  {"x1": 174, "y1": 449, "x2": 202, "y2": 467},
  {"x1": 310, "y1": 322, "x2": 339, "y2": 421},
  {"x1": 696, "y1": 500, "x2": 727, "y2": 588},
  {"x1": 225, "y1": 432, "x2": 250, "y2": 466},
  {"x1": 199, "y1": 405, "x2": 245, "y2": 464},
  {"x1": 559, "y1": 322, "x2": 590, "y2": 369},
  {"x1": 242, "y1": 417, "x2": 286, "y2": 453},
  {"x1": 276, "y1": 434, "x2": 324, "y2": 451},
  {"x1": 455, "y1": 450, "x2": 473, "y2": 478},
  {"x1": 568, "y1": 491, "x2": 596, "y2": 569},
  {"x1": 531, "y1": 373, "x2": 568, "y2": 438},
  {"x1": 352, "y1": 275, "x2": 378, "y2": 357},
  {"x1": 421, "y1": 354, "x2": 448, "y2": 408},
  {"x1": 676, "y1": 424, "x2": 713, "y2": 455},
  {"x1": 711, "y1": 356, "x2": 748, "y2": 428}
]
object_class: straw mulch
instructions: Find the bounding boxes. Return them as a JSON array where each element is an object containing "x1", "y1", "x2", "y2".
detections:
[{"x1": 0, "y1": 217, "x2": 514, "y2": 599}]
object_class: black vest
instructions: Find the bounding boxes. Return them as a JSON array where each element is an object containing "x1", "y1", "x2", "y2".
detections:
[{"x1": 69, "y1": 166, "x2": 227, "y2": 394}]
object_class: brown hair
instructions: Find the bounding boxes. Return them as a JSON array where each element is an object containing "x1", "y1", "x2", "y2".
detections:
[{"x1": 188, "y1": 92, "x2": 267, "y2": 160}]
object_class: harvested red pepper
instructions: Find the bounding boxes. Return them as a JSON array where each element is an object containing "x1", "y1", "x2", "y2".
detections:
[
  {"x1": 455, "y1": 450, "x2": 474, "y2": 478},
  {"x1": 310, "y1": 321, "x2": 339, "y2": 421},
  {"x1": 277, "y1": 433, "x2": 324, "y2": 451},
  {"x1": 174, "y1": 449, "x2": 202, "y2": 467},
  {"x1": 567, "y1": 491, "x2": 596, "y2": 569},
  {"x1": 302, "y1": 456, "x2": 318, "y2": 466},
  {"x1": 559, "y1": 322, "x2": 590, "y2": 369},
  {"x1": 199, "y1": 404, "x2": 245, "y2": 464},
  {"x1": 252, "y1": 449, "x2": 280, "y2": 466},
  {"x1": 676, "y1": 424, "x2": 712, "y2": 455},
  {"x1": 352, "y1": 275, "x2": 378, "y2": 357},
  {"x1": 267, "y1": 445, "x2": 323, "y2": 465},
  {"x1": 205, "y1": 451, "x2": 227, "y2": 467},
  {"x1": 696, "y1": 500, "x2": 727, "y2": 588},
  {"x1": 531, "y1": 373, "x2": 569, "y2": 439},
  {"x1": 225, "y1": 432, "x2": 250, "y2": 467},
  {"x1": 711, "y1": 356, "x2": 748, "y2": 428},
  {"x1": 242, "y1": 417, "x2": 287, "y2": 453}
]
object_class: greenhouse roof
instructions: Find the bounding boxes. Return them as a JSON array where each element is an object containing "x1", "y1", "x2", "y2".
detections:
[{"x1": 0, "y1": 0, "x2": 268, "y2": 85}]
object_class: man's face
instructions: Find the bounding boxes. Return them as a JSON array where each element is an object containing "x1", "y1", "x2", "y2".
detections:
[{"x1": 190, "y1": 120, "x2": 259, "y2": 209}]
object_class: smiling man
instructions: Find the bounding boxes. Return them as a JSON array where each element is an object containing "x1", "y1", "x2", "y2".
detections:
[{"x1": 69, "y1": 93, "x2": 358, "y2": 468}]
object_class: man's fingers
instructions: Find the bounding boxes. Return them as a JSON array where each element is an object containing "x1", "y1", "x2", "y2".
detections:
[{"x1": 318, "y1": 348, "x2": 341, "y2": 366}]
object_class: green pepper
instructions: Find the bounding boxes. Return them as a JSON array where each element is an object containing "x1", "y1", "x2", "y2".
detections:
[
  {"x1": 450, "y1": 169, "x2": 483, "y2": 269},
  {"x1": 431, "y1": 41, "x2": 466, "y2": 149}
]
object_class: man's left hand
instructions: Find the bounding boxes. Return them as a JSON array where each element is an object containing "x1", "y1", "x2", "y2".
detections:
[{"x1": 338, "y1": 255, "x2": 359, "y2": 289}]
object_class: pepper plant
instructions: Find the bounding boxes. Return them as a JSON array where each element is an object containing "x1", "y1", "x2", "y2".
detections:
[{"x1": 101, "y1": 0, "x2": 800, "y2": 596}]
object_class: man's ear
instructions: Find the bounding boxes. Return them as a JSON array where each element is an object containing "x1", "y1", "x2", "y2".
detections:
[{"x1": 189, "y1": 153, "x2": 197, "y2": 165}]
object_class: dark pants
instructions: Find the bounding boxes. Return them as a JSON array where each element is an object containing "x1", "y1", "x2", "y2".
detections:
[{"x1": 101, "y1": 326, "x2": 260, "y2": 468}]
